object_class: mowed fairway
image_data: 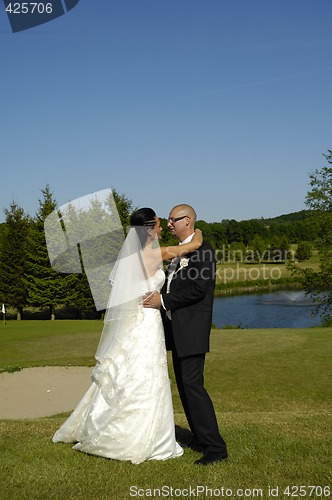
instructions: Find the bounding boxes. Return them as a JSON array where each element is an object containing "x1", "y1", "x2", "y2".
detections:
[{"x1": 0, "y1": 321, "x2": 331, "y2": 499}]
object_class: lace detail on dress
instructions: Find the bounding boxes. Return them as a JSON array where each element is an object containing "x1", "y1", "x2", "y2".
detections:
[{"x1": 52, "y1": 269, "x2": 183, "y2": 464}]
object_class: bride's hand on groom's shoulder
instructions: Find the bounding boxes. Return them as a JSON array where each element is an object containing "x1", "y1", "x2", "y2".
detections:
[
  {"x1": 143, "y1": 291, "x2": 162, "y2": 309},
  {"x1": 193, "y1": 228, "x2": 203, "y2": 244}
]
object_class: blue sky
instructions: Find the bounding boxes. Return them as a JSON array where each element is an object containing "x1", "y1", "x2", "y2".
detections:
[{"x1": 1, "y1": 0, "x2": 332, "y2": 223}]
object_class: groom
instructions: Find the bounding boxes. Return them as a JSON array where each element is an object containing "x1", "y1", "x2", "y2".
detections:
[{"x1": 144, "y1": 204, "x2": 228, "y2": 465}]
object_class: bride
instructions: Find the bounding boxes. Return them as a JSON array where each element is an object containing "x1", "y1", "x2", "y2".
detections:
[{"x1": 52, "y1": 207, "x2": 202, "y2": 464}]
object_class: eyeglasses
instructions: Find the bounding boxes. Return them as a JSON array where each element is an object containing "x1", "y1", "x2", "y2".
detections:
[{"x1": 168, "y1": 215, "x2": 189, "y2": 223}]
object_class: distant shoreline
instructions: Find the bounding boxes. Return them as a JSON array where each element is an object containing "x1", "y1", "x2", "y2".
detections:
[{"x1": 214, "y1": 280, "x2": 303, "y2": 296}]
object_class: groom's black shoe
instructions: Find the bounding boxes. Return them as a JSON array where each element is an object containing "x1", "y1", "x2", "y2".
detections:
[
  {"x1": 194, "y1": 451, "x2": 228, "y2": 465},
  {"x1": 181, "y1": 438, "x2": 205, "y2": 453}
]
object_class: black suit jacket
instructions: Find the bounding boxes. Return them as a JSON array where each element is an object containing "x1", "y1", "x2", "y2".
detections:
[{"x1": 161, "y1": 240, "x2": 216, "y2": 357}]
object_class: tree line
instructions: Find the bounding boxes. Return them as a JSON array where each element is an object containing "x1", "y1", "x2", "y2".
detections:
[
  {"x1": 0, "y1": 150, "x2": 331, "y2": 320},
  {"x1": 0, "y1": 186, "x2": 135, "y2": 320}
]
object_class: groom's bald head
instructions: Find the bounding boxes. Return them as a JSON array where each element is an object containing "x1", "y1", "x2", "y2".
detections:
[
  {"x1": 171, "y1": 204, "x2": 197, "y2": 223},
  {"x1": 167, "y1": 204, "x2": 197, "y2": 242}
]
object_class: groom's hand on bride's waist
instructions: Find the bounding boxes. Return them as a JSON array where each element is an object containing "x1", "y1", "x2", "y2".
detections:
[{"x1": 143, "y1": 291, "x2": 162, "y2": 309}]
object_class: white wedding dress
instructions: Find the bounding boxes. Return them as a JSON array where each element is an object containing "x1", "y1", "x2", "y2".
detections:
[{"x1": 52, "y1": 269, "x2": 183, "y2": 464}]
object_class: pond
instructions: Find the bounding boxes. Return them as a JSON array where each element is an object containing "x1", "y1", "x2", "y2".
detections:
[{"x1": 212, "y1": 290, "x2": 322, "y2": 329}]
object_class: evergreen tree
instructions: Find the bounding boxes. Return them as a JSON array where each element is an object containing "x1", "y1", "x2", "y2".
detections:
[
  {"x1": 62, "y1": 192, "x2": 117, "y2": 318},
  {"x1": 112, "y1": 188, "x2": 135, "y2": 229},
  {"x1": 67, "y1": 273, "x2": 96, "y2": 319},
  {"x1": 25, "y1": 185, "x2": 75, "y2": 319},
  {"x1": 0, "y1": 202, "x2": 30, "y2": 320}
]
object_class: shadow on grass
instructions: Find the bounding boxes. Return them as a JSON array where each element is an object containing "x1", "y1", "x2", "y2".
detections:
[{"x1": 175, "y1": 425, "x2": 193, "y2": 445}]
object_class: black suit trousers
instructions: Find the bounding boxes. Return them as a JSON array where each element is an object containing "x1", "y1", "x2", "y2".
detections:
[{"x1": 172, "y1": 350, "x2": 227, "y2": 453}]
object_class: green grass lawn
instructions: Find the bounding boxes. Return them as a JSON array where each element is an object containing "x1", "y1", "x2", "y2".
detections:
[
  {"x1": 0, "y1": 320, "x2": 101, "y2": 370},
  {"x1": 1, "y1": 321, "x2": 331, "y2": 499}
]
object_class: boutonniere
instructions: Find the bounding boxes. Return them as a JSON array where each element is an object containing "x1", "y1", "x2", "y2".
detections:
[{"x1": 179, "y1": 257, "x2": 190, "y2": 269}]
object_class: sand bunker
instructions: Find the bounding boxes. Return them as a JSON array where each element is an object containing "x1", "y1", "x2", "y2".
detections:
[{"x1": 0, "y1": 366, "x2": 92, "y2": 419}]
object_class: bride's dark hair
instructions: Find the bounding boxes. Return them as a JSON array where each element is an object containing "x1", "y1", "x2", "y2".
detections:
[
  {"x1": 130, "y1": 208, "x2": 156, "y2": 227},
  {"x1": 130, "y1": 207, "x2": 156, "y2": 246}
]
